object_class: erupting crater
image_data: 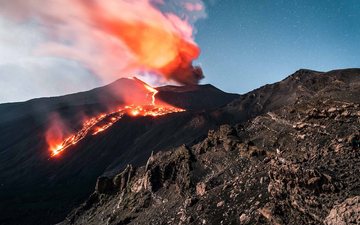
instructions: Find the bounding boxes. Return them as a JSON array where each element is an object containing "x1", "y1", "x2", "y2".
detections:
[{"x1": 47, "y1": 80, "x2": 185, "y2": 157}]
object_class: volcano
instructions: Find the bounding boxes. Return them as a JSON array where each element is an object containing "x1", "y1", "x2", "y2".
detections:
[
  {"x1": 0, "y1": 77, "x2": 239, "y2": 225},
  {"x1": 1, "y1": 69, "x2": 360, "y2": 225}
]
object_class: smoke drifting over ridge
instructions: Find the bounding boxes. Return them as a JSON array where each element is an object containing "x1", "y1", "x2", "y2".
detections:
[{"x1": 0, "y1": 0, "x2": 206, "y2": 85}]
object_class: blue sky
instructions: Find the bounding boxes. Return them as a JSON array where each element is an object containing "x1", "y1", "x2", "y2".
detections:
[
  {"x1": 0, "y1": 0, "x2": 359, "y2": 102},
  {"x1": 197, "y1": 0, "x2": 360, "y2": 93}
]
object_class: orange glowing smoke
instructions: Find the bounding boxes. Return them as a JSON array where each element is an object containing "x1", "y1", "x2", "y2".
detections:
[
  {"x1": 46, "y1": 82, "x2": 184, "y2": 157},
  {"x1": 99, "y1": 18, "x2": 201, "y2": 84},
  {"x1": 2, "y1": 0, "x2": 205, "y2": 85},
  {"x1": 45, "y1": 114, "x2": 71, "y2": 156}
]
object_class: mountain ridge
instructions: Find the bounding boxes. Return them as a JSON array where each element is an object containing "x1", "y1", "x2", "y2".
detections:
[
  {"x1": 0, "y1": 68, "x2": 359, "y2": 225},
  {"x1": 61, "y1": 68, "x2": 360, "y2": 225}
]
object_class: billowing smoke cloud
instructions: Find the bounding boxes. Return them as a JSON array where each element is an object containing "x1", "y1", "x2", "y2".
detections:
[{"x1": 0, "y1": 0, "x2": 206, "y2": 85}]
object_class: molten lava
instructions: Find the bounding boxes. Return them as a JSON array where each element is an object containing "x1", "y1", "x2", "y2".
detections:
[
  {"x1": 144, "y1": 84, "x2": 158, "y2": 105},
  {"x1": 47, "y1": 82, "x2": 184, "y2": 157}
]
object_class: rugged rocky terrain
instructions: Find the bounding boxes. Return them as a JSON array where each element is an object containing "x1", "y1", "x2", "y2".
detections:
[
  {"x1": 1, "y1": 69, "x2": 360, "y2": 225},
  {"x1": 59, "y1": 69, "x2": 360, "y2": 225}
]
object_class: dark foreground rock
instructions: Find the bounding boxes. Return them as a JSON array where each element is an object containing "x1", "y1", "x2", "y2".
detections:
[
  {"x1": 61, "y1": 79, "x2": 360, "y2": 224},
  {"x1": 324, "y1": 196, "x2": 360, "y2": 225}
]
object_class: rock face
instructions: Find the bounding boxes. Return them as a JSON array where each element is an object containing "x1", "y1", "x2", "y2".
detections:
[
  {"x1": 60, "y1": 69, "x2": 360, "y2": 225},
  {"x1": 95, "y1": 165, "x2": 135, "y2": 194},
  {"x1": 324, "y1": 196, "x2": 360, "y2": 225}
]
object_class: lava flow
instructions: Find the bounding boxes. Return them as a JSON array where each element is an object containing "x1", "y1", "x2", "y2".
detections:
[{"x1": 47, "y1": 82, "x2": 184, "y2": 157}]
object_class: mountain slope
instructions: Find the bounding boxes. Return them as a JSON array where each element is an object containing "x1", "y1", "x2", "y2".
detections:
[
  {"x1": 1, "y1": 69, "x2": 360, "y2": 225},
  {"x1": 0, "y1": 79, "x2": 239, "y2": 225},
  {"x1": 59, "y1": 69, "x2": 360, "y2": 225}
]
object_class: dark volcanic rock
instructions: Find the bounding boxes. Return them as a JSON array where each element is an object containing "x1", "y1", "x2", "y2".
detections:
[
  {"x1": 324, "y1": 196, "x2": 360, "y2": 225},
  {"x1": 157, "y1": 84, "x2": 239, "y2": 111},
  {"x1": 60, "y1": 69, "x2": 360, "y2": 225},
  {"x1": 1, "y1": 68, "x2": 360, "y2": 225},
  {"x1": 95, "y1": 176, "x2": 115, "y2": 194}
]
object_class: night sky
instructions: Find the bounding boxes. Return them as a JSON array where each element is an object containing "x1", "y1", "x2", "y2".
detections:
[
  {"x1": 197, "y1": 0, "x2": 360, "y2": 93},
  {"x1": 0, "y1": 0, "x2": 359, "y2": 102}
]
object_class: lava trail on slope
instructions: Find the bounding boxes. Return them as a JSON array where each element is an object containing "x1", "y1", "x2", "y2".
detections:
[{"x1": 47, "y1": 80, "x2": 184, "y2": 157}]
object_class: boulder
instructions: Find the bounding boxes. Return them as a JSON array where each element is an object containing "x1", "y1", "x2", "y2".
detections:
[{"x1": 324, "y1": 196, "x2": 360, "y2": 225}]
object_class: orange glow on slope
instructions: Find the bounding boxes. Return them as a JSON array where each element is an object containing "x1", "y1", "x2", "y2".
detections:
[
  {"x1": 46, "y1": 82, "x2": 184, "y2": 157},
  {"x1": 144, "y1": 83, "x2": 158, "y2": 105}
]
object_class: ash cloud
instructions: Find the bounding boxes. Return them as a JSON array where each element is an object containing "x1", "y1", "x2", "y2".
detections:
[{"x1": 0, "y1": 0, "x2": 206, "y2": 91}]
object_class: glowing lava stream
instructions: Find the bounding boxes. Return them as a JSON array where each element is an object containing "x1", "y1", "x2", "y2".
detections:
[
  {"x1": 48, "y1": 83, "x2": 184, "y2": 157},
  {"x1": 144, "y1": 84, "x2": 158, "y2": 105}
]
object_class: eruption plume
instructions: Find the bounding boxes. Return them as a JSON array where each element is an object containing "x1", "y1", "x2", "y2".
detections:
[
  {"x1": 0, "y1": 0, "x2": 206, "y2": 84},
  {"x1": 0, "y1": 0, "x2": 206, "y2": 157}
]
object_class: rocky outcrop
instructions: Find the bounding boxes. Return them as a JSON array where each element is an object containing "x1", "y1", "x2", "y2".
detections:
[
  {"x1": 264, "y1": 158, "x2": 340, "y2": 224},
  {"x1": 324, "y1": 196, "x2": 360, "y2": 225},
  {"x1": 132, "y1": 145, "x2": 195, "y2": 194},
  {"x1": 95, "y1": 164, "x2": 135, "y2": 194}
]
